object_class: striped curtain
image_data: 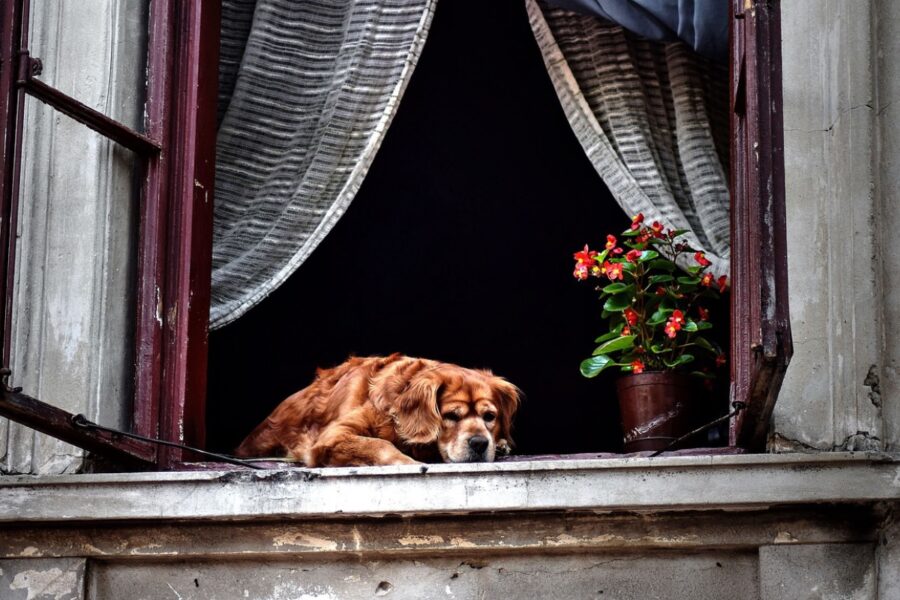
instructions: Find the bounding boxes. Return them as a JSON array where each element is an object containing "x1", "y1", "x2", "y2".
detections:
[
  {"x1": 527, "y1": 0, "x2": 731, "y2": 276},
  {"x1": 212, "y1": 0, "x2": 436, "y2": 329}
]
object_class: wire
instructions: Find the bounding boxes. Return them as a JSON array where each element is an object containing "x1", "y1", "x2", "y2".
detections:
[
  {"x1": 71, "y1": 414, "x2": 266, "y2": 470},
  {"x1": 649, "y1": 401, "x2": 747, "y2": 458}
]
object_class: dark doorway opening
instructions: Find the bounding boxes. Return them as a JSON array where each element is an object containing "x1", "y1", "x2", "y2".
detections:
[{"x1": 207, "y1": 0, "x2": 635, "y2": 456}]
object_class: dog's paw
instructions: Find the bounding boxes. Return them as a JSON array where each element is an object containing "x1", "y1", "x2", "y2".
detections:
[{"x1": 496, "y1": 439, "x2": 512, "y2": 457}]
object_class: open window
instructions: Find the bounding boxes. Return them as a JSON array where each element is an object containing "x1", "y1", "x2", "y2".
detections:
[{"x1": 0, "y1": 0, "x2": 791, "y2": 470}]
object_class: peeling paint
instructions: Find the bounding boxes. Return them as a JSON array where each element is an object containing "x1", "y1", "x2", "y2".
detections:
[
  {"x1": 774, "y1": 531, "x2": 799, "y2": 544},
  {"x1": 272, "y1": 532, "x2": 338, "y2": 551},
  {"x1": 448, "y1": 537, "x2": 478, "y2": 549},
  {"x1": 9, "y1": 568, "x2": 77, "y2": 600},
  {"x1": 863, "y1": 365, "x2": 882, "y2": 409},
  {"x1": 397, "y1": 535, "x2": 444, "y2": 546},
  {"x1": 19, "y1": 547, "x2": 41, "y2": 558}
]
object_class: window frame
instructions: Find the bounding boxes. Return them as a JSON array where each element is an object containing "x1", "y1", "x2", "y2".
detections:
[
  {"x1": 0, "y1": 0, "x2": 790, "y2": 470},
  {"x1": 0, "y1": 0, "x2": 218, "y2": 470}
]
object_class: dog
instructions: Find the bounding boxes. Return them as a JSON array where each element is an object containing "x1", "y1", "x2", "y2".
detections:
[{"x1": 234, "y1": 354, "x2": 520, "y2": 467}]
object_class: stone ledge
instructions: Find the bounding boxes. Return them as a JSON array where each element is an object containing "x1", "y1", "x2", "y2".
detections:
[{"x1": 0, "y1": 452, "x2": 897, "y2": 523}]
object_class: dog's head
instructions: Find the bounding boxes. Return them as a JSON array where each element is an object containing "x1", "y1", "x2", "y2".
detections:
[{"x1": 374, "y1": 362, "x2": 521, "y2": 463}]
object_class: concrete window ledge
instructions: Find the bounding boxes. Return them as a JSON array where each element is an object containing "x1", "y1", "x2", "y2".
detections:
[
  {"x1": 2, "y1": 453, "x2": 899, "y2": 599},
  {"x1": 1, "y1": 451, "x2": 898, "y2": 523}
]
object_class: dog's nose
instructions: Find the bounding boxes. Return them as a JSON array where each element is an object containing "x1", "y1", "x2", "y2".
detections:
[{"x1": 468, "y1": 435, "x2": 489, "y2": 455}]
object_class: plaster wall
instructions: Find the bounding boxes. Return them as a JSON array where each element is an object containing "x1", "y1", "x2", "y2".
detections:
[{"x1": 776, "y1": 0, "x2": 897, "y2": 451}]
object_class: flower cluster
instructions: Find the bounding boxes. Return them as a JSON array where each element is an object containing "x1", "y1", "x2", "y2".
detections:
[{"x1": 573, "y1": 214, "x2": 728, "y2": 377}]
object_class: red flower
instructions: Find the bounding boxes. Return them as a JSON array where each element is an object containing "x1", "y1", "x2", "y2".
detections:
[
  {"x1": 605, "y1": 235, "x2": 617, "y2": 250},
  {"x1": 604, "y1": 261, "x2": 624, "y2": 281},
  {"x1": 611, "y1": 247, "x2": 624, "y2": 255},
  {"x1": 651, "y1": 221, "x2": 664, "y2": 237},
  {"x1": 573, "y1": 264, "x2": 589, "y2": 280},
  {"x1": 664, "y1": 310, "x2": 684, "y2": 338},
  {"x1": 655, "y1": 286, "x2": 667, "y2": 296},
  {"x1": 717, "y1": 275, "x2": 728, "y2": 294},
  {"x1": 697, "y1": 306, "x2": 709, "y2": 321},
  {"x1": 716, "y1": 353, "x2": 727, "y2": 368},
  {"x1": 631, "y1": 359, "x2": 645, "y2": 374},
  {"x1": 625, "y1": 249, "x2": 642, "y2": 263},
  {"x1": 694, "y1": 252, "x2": 712, "y2": 267},
  {"x1": 700, "y1": 272, "x2": 714, "y2": 287},
  {"x1": 573, "y1": 244, "x2": 597, "y2": 266},
  {"x1": 623, "y1": 307, "x2": 639, "y2": 326},
  {"x1": 630, "y1": 213, "x2": 644, "y2": 230},
  {"x1": 635, "y1": 232, "x2": 650, "y2": 244},
  {"x1": 621, "y1": 325, "x2": 632, "y2": 336}
]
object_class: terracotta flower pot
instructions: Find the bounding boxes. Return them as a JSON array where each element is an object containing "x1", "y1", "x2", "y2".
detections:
[{"x1": 615, "y1": 372, "x2": 696, "y2": 453}]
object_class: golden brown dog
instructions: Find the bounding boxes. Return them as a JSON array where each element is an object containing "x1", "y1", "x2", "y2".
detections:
[{"x1": 234, "y1": 354, "x2": 520, "y2": 467}]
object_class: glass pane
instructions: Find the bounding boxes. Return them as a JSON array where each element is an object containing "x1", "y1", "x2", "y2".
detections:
[
  {"x1": 26, "y1": 0, "x2": 149, "y2": 130},
  {"x1": 1, "y1": 92, "x2": 140, "y2": 474}
]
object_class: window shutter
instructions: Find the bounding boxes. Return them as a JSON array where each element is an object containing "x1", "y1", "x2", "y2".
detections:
[{"x1": 729, "y1": 0, "x2": 793, "y2": 450}]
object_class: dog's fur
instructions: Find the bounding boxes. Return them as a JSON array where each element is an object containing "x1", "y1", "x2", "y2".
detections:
[{"x1": 234, "y1": 354, "x2": 520, "y2": 467}]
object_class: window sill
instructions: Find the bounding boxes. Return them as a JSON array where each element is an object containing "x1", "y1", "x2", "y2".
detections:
[{"x1": 1, "y1": 451, "x2": 897, "y2": 524}]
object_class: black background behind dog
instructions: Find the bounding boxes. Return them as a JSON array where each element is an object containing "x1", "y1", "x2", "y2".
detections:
[{"x1": 207, "y1": 0, "x2": 726, "y2": 456}]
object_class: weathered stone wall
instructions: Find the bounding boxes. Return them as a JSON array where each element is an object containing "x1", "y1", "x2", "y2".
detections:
[
  {"x1": 0, "y1": 455, "x2": 894, "y2": 600},
  {"x1": 776, "y1": 0, "x2": 898, "y2": 452}
]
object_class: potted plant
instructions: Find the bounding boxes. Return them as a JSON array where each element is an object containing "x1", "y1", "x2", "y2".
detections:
[{"x1": 572, "y1": 213, "x2": 728, "y2": 452}]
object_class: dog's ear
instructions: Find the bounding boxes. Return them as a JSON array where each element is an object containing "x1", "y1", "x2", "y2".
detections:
[
  {"x1": 373, "y1": 367, "x2": 442, "y2": 445},
  {"x1": 490, "y1": 378, "x2": 521, "y2": 449},
  {"x1": 394, "y1": 373, "x2": 443, "y2": 444}
]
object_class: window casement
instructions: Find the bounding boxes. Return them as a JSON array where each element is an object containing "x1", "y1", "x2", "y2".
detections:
[
  {"x1": 0, "y1": 0, "x2": 791, "y2": 470},
  {"x1": 0, "y1": 0, "x2": 218, "y2": 470}
]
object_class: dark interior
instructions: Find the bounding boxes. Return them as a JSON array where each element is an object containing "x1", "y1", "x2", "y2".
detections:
[{"x1": 206, "y1": 0, "x2": 727, "y2": 456}]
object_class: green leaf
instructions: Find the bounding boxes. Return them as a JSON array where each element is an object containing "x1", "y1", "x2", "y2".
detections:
[
  {"x1": 602, "y1": 282, "x2": 632, "y2": 294},
  {"x1": 677, "y1": 276, "x2": 701, "y2": 285},
  {"x1": 650, "y1": 343, "x2": 672, "y2": 355},
  {"x1": 648, "y1": 274, "x2": 674, "y2": 285},
  {"x1": 694, "y1": 336, "x2": 717, "y2": 353},
  {"x1": 593, "y1": 326, "x2": 622, "y2": 344},
  {"x1": 601, "y1": 309, "x2": 612, "y2": 319},
  {"x1": 686, "y1": 265, "x2": 703, "y2": 276},
  {"x1": 664, "y1": 354, "x2": 695, "y2": 368},
  {"x1": 695, "y1": 321, "x2": 713, "y2": 331},
  {"x1": 596, "y1": 248, "x2": 609, "y2": 263},
  {"x1": 592, "y1": 335, "x2": 636, "y2": 356},
  {"x1": 602, "y1": 293, "x2": 632, "y2": 312},
  {"x1": 647, "y1": 307, "x2": 672, "y2": 325},
  {"x1": 670, "y1": 229, "x2": 689, "y2": 238},
  {"x1": 648, "y1": 259, "x2": 676, "y2": 272},
  {"x1": 637, "y1": 250, "x2": 659, "y2": 263},
  {"x1": 690, "y1": 370, "x2": 716, "y2": 380},
  {"x1": 580, "y1": 355, "x2": 614, "y2": 378},
  {"x1": 621, "y1": 227, "x2": 641, "y2": 237},
  {"x1": 683, "y1": 320, "x2": 699, "y2": 333}
]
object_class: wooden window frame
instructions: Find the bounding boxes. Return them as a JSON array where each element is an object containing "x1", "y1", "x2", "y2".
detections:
[
  {"x1": 0, "y1": 0, "x2": 791, "y2": 470},
  {"x1": 0, "y1": 0, "x2": 218, "y2": 470}
]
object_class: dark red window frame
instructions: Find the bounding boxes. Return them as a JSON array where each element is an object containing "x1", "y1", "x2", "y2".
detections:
[
  {"x1": 0, "y1": 0, "x2": 218, "y2": 470},
  {"x1": 0, "y1": 0, "x2": 791, "y2": 469}
]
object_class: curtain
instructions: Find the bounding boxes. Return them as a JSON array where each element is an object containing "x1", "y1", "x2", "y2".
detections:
[
  {"x1": 544, "y1": 0, "x2": 728, "y2": 62},
  {"x1": 527, "y1": 0, "x2": 730, "y2": 277},
  {"x1": 211, "y1": 0, "x2": 436, "y2": 329}
]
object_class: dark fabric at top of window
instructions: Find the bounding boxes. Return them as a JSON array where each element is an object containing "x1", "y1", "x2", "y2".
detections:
[{"x1": 545, "y1": 0, "x2": 728, "y2": 62}]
